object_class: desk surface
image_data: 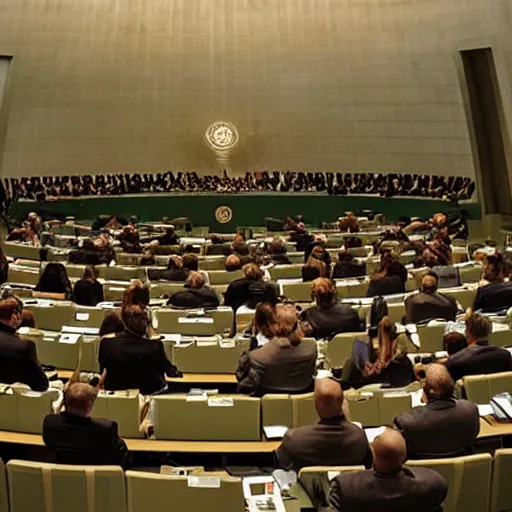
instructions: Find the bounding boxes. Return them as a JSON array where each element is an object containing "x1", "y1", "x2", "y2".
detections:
[
  {"x1": 478, "y1": 416, "x2": 512, "y2": 439},
  {"x1": 57, "y1": 371, "x2": 237, "y2": 384}
]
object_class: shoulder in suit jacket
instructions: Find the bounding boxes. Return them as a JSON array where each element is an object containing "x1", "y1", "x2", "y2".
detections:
[
  {"x1": 168, "y1": 286, "x2": 220, "y2": 309},
  {"x1": 43, "y1": 412, "x2": 130, "y2": 468},
  {"x1": 302, "y1": 304, "x2": 362, "y2": 339},
  {"x1": 275, "y1": 415, "x2": 373, "y2": 471},
  {"x1": 329, "y1": 466, "x2": 448, "y2": 512},
  {"x1": 394, "y1": 398, "x2": 480, "y2": 459},
  {"x1": 366, "y1": 275, "x2": 405, "y2": 298},
  {"x1": 405, "y1": 291, "x2": 457, "y2": 323},
  {"x1": 224, "y1": 278, "x2": 278, "y2": 311},
  {"x1": 473, "y1": 281, "x2": 512, "y2": 313}
]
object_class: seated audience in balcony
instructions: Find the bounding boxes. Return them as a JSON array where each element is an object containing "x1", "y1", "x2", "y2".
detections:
[
  {"x1": 225, "y1": 254, "x2": 242, "y2": 272},
  {"x1": 99, "y1": 305, "x2": 180, "y2": 395},
  {"x1": 157, "y1": 226, "x2": 179, "y2": 246},
  {"x1": 43, "y1": 382, "x2": 130, "y2": 468},
  {"x1": 0, "y1": 298, "x2": 48, "y2": 391},
  {"x1": 445, "y1": 312, "x2": 512, "y2": 381},
  {"x1": 73, "y1": 265, "x2": 104, "y2": 307},
  {"x1": 99, "y1": 311, "x2": 124, "y2": 338},
  {"x1": 275, "y1": 378, "x2": 372, "y2": 472},
  {"x1": 342, "y1": 317, "x2": 415, "y2": 389},
  {"x1": 473, "y1": 254, "x2": 512, "y2": 312},
  {"x1": 394, "y1": 364, "x2": 479, "y2": 459},
  {"x1": 405, "y1": 273, "x2": 459, "y2": 324},
  {"x1": 148, "y1": 255, "x2": 189, "y2": 282},
  {"x1": 301, "y1": 278, "x2": 362, "y2": 339},
  {"x1": 224, "y1": 263, "x2": 278, "y2": 311},
  {"x1": 168, "y1": 271, "x2": 220, "y2": 309},
  {"x1": 366, "y1": 252, "x2": 407, "y2": 297},
  {"x1": 236, "y1": 304, "x2": 316, "y2": 396},
  {"x1": 332, "y1": 250, "x2": 366, "y2": 279},
  {"x1": 329, "y1": 428, "x2": 448, "y2": 512},
  {"x1": 34, "y1": 262, "x2": 72, "y2": 300},
  {"x1": 302, "y1": 257, "x2": 327, "y2": 282}
]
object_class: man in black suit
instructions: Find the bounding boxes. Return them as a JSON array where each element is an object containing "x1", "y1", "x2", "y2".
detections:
[
  {"x1": 405, "y1": 273, "x2": 459, "y2": 324},
  {"x1": 330, "y1": 428, "x2": 448, "y2": 512},
  {"x1": 275, "y1": 378, "x2": 372, "y2": 471},
  {"x1": 394, "y1": 363, "x2": 479, "y2": 459},
  {"x1": 473, "y1": 280, "x2": 512, "y2": 313},
  {"x1": 445, "y1": 313, "x2": 512, "y2": 381},
  {"x1": 43, "y1": 383, "x2": 130, "y2": 468},
  {"x1": 0, "y1": 298, "x2": 48, "y2": 391}
]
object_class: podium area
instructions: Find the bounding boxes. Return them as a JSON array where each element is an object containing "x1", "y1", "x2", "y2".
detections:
[{"x1": 13, "y1": 193, "x2": 481, "y2": 233}]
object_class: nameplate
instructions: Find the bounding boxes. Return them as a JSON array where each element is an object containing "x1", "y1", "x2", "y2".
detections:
[
  {"x1": 187, "y1": 476, "x2": 220, "y2": 488},
  {"x1": 208, "y1": 397, "x2": 234, "y2": 407},
  {"x1": 76, "y1": 312, "x2": 90, "y2": 321}
]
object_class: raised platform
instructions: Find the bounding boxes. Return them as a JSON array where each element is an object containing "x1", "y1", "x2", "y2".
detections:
[{"x1": 13, "y1": 193, "x2": 481, "y2": 233}]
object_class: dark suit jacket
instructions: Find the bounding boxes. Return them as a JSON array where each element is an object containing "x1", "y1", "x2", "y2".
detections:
[
  {"x1": 43, "y1": 412, "x2": 129, "y2": 468},
  {"x1": 147, "y1": 268, "x2": 189, "y2": 282},
  {"x1": 168, "y1": 286, "x2": 220, "y2": 309},
  {"x1": 275, "y1": 415, "x2": 373, "y2": 471},
  {"x1": 98, "y1": 332, "x2": 177, "y2": 395},
  {"x1": 394, "y1": 398, "x2": 480, "y2": 459},
  {"x1": 405, "y1": 291, "x2": 458, "y2": 324},
  {"x1": 301, "y1": 304, "x2": 362, "y2": 339},
  {"x1": 0, "y1": 323, "x2": 48, "y2": 391},
  {"x1": 367, "y1": 275, "x2": 405, "y2": 297},
  {"x1": 73, "y1": 279, "x2": 104, "y2": 307},
  {"x1": 473, "y1": 281, "x2": 512, "y2": 313},
  {"x1": 332, "y1": 261, "x2": 367, "y2": 279},
  {"x1": 445, "y1": 341, "x2": 512, "y2": 382},
  {"x1": 224, "y1": 278, "x2": 278, "y2": 311},
  {"x1": 330, "y1": 467, "x2": 448, "y2": 512},
  {"x1": 236, "y1": 338, "x2": 317, "y2": 396}
]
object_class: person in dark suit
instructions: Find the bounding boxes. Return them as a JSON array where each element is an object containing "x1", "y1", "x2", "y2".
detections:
[
  {"x1": 289, "y1": 223, "x2": 314, "y2": 252},
  {"x1": 394, "y1": 364, "x2": 479, "y2": 459},
  {"x1": 98, "y1": 305, "x2": 180, "y2": 395},
  {"x1": 366, "y1": 253, "x2": 407, "y2": 297},
  {"x1": 329, "y1": 428, "x2": 448, "y2": 512},
  {"x1": 405, "y1": 273, "x2": 459, "y2": 323},
  {"x1": 147, "y1": 255, "x2": 189, "y2": 282},
  {"x1": 43, "y1": 383, "x2": 130, "y2": 468},
  {"x1": 157, "y1": 226, "x2": 179, "y2": 246},
  {"x1": 332, "y1": 250, "x2": 366, "y2": 279},
  {"x1": 445, "y1": 312, "x2": 512, "y2": 381},
  {"x1": 301, "y1": 278, "x2": 362, "y2": 339},
  {"x1": 73, "y1": 265, "x2": 104, "y2": 306},
  {"x1": 0, "y1": 298, "x2": 48, "y2": 391},
  {"x1": 168, "y1": 271, "x2": 220, "y2": 309},
  {"x1": 275, "y1": 378, "x2": 372, "y2": 471},
  {"x1": 473, "y1": 255, "x2": 512, "y2": 312},
  {"x1": 224, "y1": 263, "x2": 278, "y2": 311},
  {"x1": 302, "y1": 258, "x2": 327, "y2": 282},
  {"x1": 236, "y1": 304, "x2": 317, "y2": 396}
]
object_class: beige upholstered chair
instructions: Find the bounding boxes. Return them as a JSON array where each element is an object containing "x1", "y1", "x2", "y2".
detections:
[
  {"x1": 104, "y1": 266, "x2": 145, "y2": 281},
  {"x1": 269, "y1": 265, "x2": 303, "y2": 280},
  {"x1": 417, "y1": 324, "x2": 446, "y2": 353},
  {"x1": 280, "y1": 282, "x2": 313, "y2": 303},
  {"x1": 292, "y1": 392, "x2": 319, "y2": 427},
  {"x1": 207, "y1": 270, "x2": 244, "y2": 285},
  {"x1": 406, "y1": 453, "x2": 493, "y2": 512},
  {"x1": 6, "y1": 266, "x2": 40, "y2": 286},
  {"x1": 27, "y1": 303, "x2": 75, "y2": 331},
  {"x1": 491, "y1": 449, "x2": 512, "y2": 512},
  {"x1": 0, "y1": 458, "x2": 7, "y2": 512},
  {"x1": 462, "y1": 372, "x2": 512, "y2": 404},
  {"x1": 326, "y1": 332, "x2": 362, "y2": 369},
  {"x1": 7, "y1": 460, "x2": 126, "y2": 512},
  {"x1": 261, "y1": 394, "x2": 294, "y2": 429},
  {"x1": 157, "y1": 307, "x2": 233, "y2": 336}
]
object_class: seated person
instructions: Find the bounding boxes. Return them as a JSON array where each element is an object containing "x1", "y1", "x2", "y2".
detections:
[
  {"x1": 231, "y1": 233, "x2": 249, "y2": 256},
  {"x1": 338, "y1": 213, "x2": 360, "y2": 233},
  {"x1": 182, "y1": 253, "x2": 199, "y2": 272},
  {"x1": 157, "y1": 226, "x2": 179, "y2": 246},
  {"x1": 147, "y1": 255, "x2": 189, "y2": 282},
  {"x1": 443, "y1": 331, "x2": 468, "y2": 355},
  {"x1": 248, "y1": 302, "x2": 277, "y2": 350},
  {"x1": 302, "y1": 257, "x2": 327, "y2": 282},
  {"x1": 289, "y1": 222, "x2": 314, "y2": 252},
  {"x1": 225, "y1": 254, "x2": 242, "y2": 272},
  {"x1": 119, "y1": 225, "x2": 142, "y2": 253},
  {"x1": 473, "y1": 254, "x2": 512, "y2": 312},
  {"x1": 224, "y1": 263, "x2": 278, "y2": 311},
  {"x1": 0, "y1": 298, "x2": 48, "y2": 391},
  {"x1": 394, "y1": 364, "x2": 479, "y2": 459},
  {"x1": 34, "y1": 262, "x2": 73, "y2": 300},
  {"x1": 236, "y1": 304, "x2": 317, "y2": 396},
  {"x1": 99, "y1": 311, "x2": 124, "y2": 338},
  {"x1": 445, "y1": 312, "x2": 512, "y2": 381},
  {"x1": 20, "y1": 309, "x2": 36, "y2": 328},
  {"x1": 304, "y1": 242, "x2": 332, "y2": 272},
  {"x1": 301, "y1": 278, "x2": 362, "y2": 339},
  {"x1": 98, "y1": 305, "x2": 180, "y2": 395},
  {"x1": 405, "y1": 273, "x2": 458, "y2": 323},
  {"x1": 267, "y1": 238, "x2": 292, "y2": 265},
  {"x1": 168, "y1": 272, "x2": 220, "y2": 309},
  {"x1": 43, "y1": 382, "x2": 130, "y2": 468},
  {"x1": 275, "y1": 378, "x2": 372, "y2": 471},
  {"x1": 341, "y1": 317, "x2": 415, "y2": 389},
  {"x1": 140, "y1": 249, "x2": 156, "y2": 266},
  {"x1": 73, "y1": 265, "x2": 104, "y2": 307},
  {"x1": 330, "y1": 428, "x2": 447, "y2": 512},
  {"x1": 366, "y1": 253, "x2": 407, "y2": 297},
  {"x1": 332, "y1": 250, "x2": 367, "y2": 279}
]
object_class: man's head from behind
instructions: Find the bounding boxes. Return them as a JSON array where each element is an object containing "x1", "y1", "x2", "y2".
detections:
[
  {"x1": 372, "y1": 428, "x2": 407, "y2": 474},
  {"x1": 64, "y1": 382, "x2": 98, "y2": 417},
  {"x1": 0, "y1": 298, "x2": 22, "y2": 330},
  {"x1": 423, "y1": 363, "x2": 454, "y2": 402},
  {"x1": 465, "y1": 312, "x2": 491, "y2": 345},
  {"x1": 121, "y1": 305, "x2": 149, "y2": 337},
  {"x1": 314, "y1": 378, "x2": 344, "y2": 419},
  {"x1": 420, "y1": 273, "x2": 438, "y2": 294}
]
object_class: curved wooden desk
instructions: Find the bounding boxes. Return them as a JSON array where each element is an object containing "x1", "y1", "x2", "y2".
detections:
[{"x1": 57, "y1": 371, "x2": 238, "y2": 384}]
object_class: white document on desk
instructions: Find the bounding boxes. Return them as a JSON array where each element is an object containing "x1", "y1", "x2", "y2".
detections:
[
  {"x1": 263, "y1": 426, "x2": 288, "y2": 439},
  {"x1": 178, "y1": 317, "x2": 214, "y2": 324},
  {"x1": 477, "y1": 404, "x2": 493, "y2": 417},
  {"x1": 365, "y1": 426, "x2": 386, "y2": 443}
]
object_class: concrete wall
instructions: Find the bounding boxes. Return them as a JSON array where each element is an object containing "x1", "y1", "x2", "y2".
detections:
[{"x1": 0, "y1": 0, "x2": 510, "y2": 179}]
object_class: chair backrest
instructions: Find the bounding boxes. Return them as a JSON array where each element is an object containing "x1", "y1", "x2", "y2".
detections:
[
  {"x1": 157, "y1": 308, "x2": 233, "y2": 336},
  {"x1": 153, "y1": 395, "x2": 261, "y2": 441},
  {"x1": 27, "y1": 303, "x2": 75, "y2": 331},
  {"x1": 459, "y1": 265, "x2": 483, "y2": 284},
  {"x1": 0, "y1": 459, "x2": 5, "y2": 512},
  {"x1": 7, "y1": 460, "x2": 126, "y2": 512},
  {"x1": 33, "y1": 333, "x2": 81, "y2": 370},
  {"x1": 335, "y1": 280, "x2": 369, "y2": 300},
  {"x1": 207, "y1": 270, "x2": 244, "y2": 285},
  {"x1": 261, "y1": 394, "x2": 294, "y2": 429},
  {"x1": 7, "y1": 266, "x2": 40, "y2": 286},
  {"x1": 489, "y1": 327, "x2": 512, "y2": 348},
  {"x1": 3, "y1": 243, "x2": 40, "y2": 260},
  {"x1": 104, "y1": 266, "x2": 145, "y2": 282},
  {"x1": 442, "y1": 287, "x2": 477, "y2": 310},
  {"x1": 149, "y1": 282, "x2": 183, "y2": 299},
  {"x1": 326, "y1": 332, "x2": 361, "y2": 369},
  {"x1": 70, "y1": 306, "x2": 115, "y2": 329},
  {"x1": 417, "y1": 324, "x2": 446, "y2": 353},
  {"x1": 491, "y1": 449, "x2": 512, "y2": 512},
  {"x1": 406, "y1": 453, "x2": 493, "y2": 512},
  {"x1": 104, "y1": 284, "x2": 129, "y2": 302},
  {"x1": 197, "y1": 257, "x2": 227, "y2": 271},
  {"x1": 280, "y1": 282, "x2": 312, "y2": 303},
  {"x1": 462, "y1": 372, "x2": 512, "y2": 404},
  {"x1": 269, "y1": 265, "x2": 303, "y2": 281},
  {"x1": 125, "y1": 470, "x2": 244, "y2": 512},
  {"x1": 291, "y1": 392, "x2": 319, "y2": 427}
]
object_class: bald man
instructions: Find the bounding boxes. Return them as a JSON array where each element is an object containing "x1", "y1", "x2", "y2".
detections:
[
  {"x1": 394, "y1": 363, "x2": 479, "y2": 459},
  {"x1": 405, "y1": 272, "x2": 459, "y2": 324},
  {"x1": 274, "y1": 378, "x2": 372, "y2": 472},
  {"x1": 330, "y1": 428, "x2": 448, "y2": 512}
]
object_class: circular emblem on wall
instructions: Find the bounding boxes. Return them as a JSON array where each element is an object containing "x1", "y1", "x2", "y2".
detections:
[
  {"x1": 205, "y1": 121, "x2": 239, "y2": 151},
  {"x1": 215, "y1": 205, "x2": 233, "y2": 224}
]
